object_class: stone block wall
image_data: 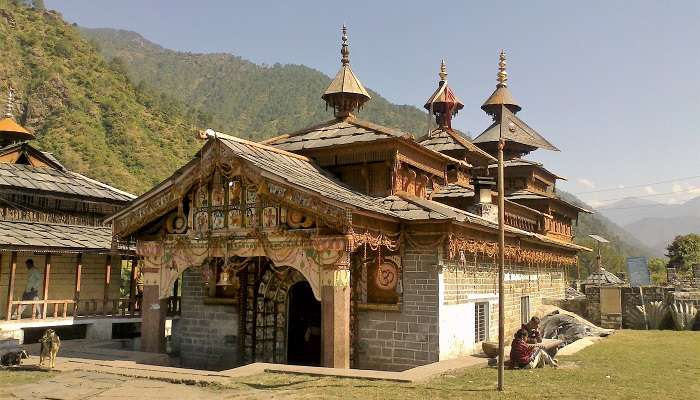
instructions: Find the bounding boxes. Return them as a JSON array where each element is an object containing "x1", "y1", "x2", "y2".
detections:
[
  {"x1": 621, "y1": 286, "x2": 666, "y2": 328},
  {"x1": 355, "y1": 247, "x2": 440, "y2": 371},
  {"x1": 176, "y1": 267, "x2": 239, "y2": 370}
]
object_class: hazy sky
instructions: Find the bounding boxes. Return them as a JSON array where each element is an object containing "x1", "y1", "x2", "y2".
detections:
[{"x1": 46, "y1": 0, "x2": 700, "y2": 208}]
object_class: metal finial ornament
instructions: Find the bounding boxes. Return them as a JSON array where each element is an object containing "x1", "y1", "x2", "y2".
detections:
[
  {"x1": 341, "y1": 24, "x2": 350, "y2": 66},
  {"x1": 439, "y1": 59, "x2": 447, "y2": 82},
  {"x1": 497, "y1": 49, "x2": 508, "y2": 87},
  {"x1": 5, "y1": 86, "x2": 15, "y2": 118}
]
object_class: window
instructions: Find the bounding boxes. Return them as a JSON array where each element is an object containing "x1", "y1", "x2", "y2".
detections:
[
  {"x1": 520, "y1": 296, "x2": 530, "y2": 325},
  {"x1": 474, "y1": 302, "x2": 489, "y2": 343}
]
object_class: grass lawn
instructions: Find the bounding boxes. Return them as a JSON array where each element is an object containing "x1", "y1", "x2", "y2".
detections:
[
  {"x1": 0, "y1": 369, "x2": 56, "y2": 388},
  {"x1": 225, "y1": 330, "x2": 700, "y2": 399}
]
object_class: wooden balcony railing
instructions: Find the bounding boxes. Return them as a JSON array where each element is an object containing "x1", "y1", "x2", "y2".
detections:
[{"x1": 5, "y1": 297, "x2": 147, "y2": 321}]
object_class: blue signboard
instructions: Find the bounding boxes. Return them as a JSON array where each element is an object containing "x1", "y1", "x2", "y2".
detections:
[{"x1": 626, "y1": 257, "x2": 650, "y2": 286}]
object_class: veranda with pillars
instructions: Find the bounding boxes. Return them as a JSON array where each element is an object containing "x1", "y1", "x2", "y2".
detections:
[{"x1": 0, "y1": 250, "x2": 156, "y2": 322}]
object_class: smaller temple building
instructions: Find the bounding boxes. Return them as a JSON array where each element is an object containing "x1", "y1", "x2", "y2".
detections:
[
  {"x1": 0, "y1": 87, "x2": 141, "y2": 343},
  {"x1": 110, "y1": 28, "x2": 590, "y2": 371}
]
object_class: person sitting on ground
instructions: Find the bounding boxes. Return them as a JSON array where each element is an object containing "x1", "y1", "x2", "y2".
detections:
[
  {"x1": 510, "y1": 328, "x2": 557, "y2": 369},
  {"x1": 522, "y1": 316, "x2": 543, "y2": 344}
]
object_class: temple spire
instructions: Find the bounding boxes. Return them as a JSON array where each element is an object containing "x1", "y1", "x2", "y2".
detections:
[
  {"x1": 497, "y1": 49, "x2": 508, "y2": 87},
  {"x1": 481, "y1": 49, "x2": 521, "y2": 117},
  {"x1": 322, "y1": 25, "x2": 371, "y2": 118},
  {"x1": 424, "y1": 59, "x2": 463, "y2": 129},
  {"x1": 0, "y1": 85, "x2": 34, "y2": 146},
  {"x1": 5, "y1": 86, "x2": 15, "y2": 118}
]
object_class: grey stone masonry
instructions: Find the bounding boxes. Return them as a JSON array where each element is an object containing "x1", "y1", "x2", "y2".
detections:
[
  {"x1": 176, "y1": 268, "x2": 239, "y2": 370},
  {"x1": 356, "y1": 247, "x2": 440, "y2": 371}
]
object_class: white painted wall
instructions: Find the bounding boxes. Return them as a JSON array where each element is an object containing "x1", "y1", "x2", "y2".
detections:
[{"x1": 438, "y1": 271, "x2": 498, "y2": 360}]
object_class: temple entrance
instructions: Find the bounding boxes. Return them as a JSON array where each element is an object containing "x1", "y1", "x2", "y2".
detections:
[{"x1": 286, "y1": 281, "x2": 321, "y2": 366}]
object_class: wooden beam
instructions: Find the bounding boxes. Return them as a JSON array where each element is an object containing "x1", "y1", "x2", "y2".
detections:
[
  {"x1": 42, "y1": 253, "x2": 51, "y2": 319},
  {"x1": 5, "y1": 252, "x2": 17, "y2": 321},
  {"x1": 73, "y1": 253, "x2": 82, "y2": 316},
  {"x1": 103, "y1": 255, "x2": 112, "y2": 316}
]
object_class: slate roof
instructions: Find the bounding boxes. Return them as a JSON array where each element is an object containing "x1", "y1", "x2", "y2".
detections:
[
  {"x1": 506, "y1": 189, "x2": 592, "y2": 213},
  {"x1": 473, "y1": 107, "x2": 559, "y2": 151},
  {"x1": 0, "y1": 220, "x2": 117, "y2": 253},
  {"x1": 430, "y1": 183, "x2": 475, "y2": 199},
  {"x1": 0, "y1": 162, "x2": 135, "y2": 203},
  {"x1": 262, "y1": 117, "x2": 411, "y2": 152},
  {"x1": 219, "y1": 135, "x2": 400, "y2": 218},
  {"x1": 486, "y1": 158, "x2": 566, "y2": 180},
  {"x1": 584, "y1": 268, "x2": 625, "y2": 286},
  {"x1": 417, "y1": 128, "x2": 496, "y2": 165}
]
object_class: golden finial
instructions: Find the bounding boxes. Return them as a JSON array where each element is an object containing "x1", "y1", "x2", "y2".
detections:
[
  {"x1": 439, "y1": 59, "x2": 447, "y2": 82},
  {"x1": 497, "y1": 49, "x2": 508, "y2": 87},
  {"x1": 341, "y1": 24, "x2": 350, "y2": 66},
  {"x1": 5, "y1": 86, "x2": 15, "y2": 118}
]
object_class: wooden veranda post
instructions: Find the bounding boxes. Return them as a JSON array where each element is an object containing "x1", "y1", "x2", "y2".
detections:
[
  {"x1": 129, "y1": 258, "x2": 137, "y2": 314},
  {"x1": 73, "y1": 253, "x2": 82, "y2": 316},
  {"x1": 497, "y1": 104, "x2": 506, "y2": 391},
  {"x1": 103, "y1": 254, "x2": 112, "y2": 316},
  {"x1": 42, "y1": 253, "x2": 52, "y2": 319},
  {"x1": 5, "y1": 252, "x2": 17, "y2": 320}
]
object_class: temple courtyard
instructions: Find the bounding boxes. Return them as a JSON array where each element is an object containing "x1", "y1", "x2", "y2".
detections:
[{"x1": 1, "y1": 330, "x2": 698, "y2": 399}]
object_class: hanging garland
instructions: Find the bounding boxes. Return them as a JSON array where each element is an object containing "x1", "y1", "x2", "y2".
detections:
[{"x1": 447, "y1": 234, "x2": 577, "y2": 266}]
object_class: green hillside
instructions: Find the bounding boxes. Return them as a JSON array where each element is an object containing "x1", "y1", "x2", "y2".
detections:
[
  {"x1": 0, "y1": 3, "x2": 201, "y2": 194},
  {"x1": 81, "y1": 28, "x2": 432, "y2": 140}
]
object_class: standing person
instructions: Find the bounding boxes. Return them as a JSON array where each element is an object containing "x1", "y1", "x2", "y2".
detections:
[
  {"x1": 14, "y1": 259, "x2": 42, "y2": 319},
  {"x1": 510, "y1": 329, "x2": 557, "y2": 369},
  {"x1": 522, "y1": 316, "x2": 543, "y2": 343},
  {"x1": 135, "y1": 261, "x2": 144, "y2": 311}
]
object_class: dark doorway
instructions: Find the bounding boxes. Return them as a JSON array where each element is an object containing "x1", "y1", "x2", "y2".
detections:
[{"x1": 286, "y1": 281, "x2": 321, "y2": 366}]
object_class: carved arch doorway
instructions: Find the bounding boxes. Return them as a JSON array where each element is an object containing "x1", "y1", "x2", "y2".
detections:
[{"x1": 241, "y1": 259, "x2": 319, "y2": 365}]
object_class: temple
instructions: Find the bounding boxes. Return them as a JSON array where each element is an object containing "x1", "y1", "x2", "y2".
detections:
[
  {"x1": 0, "y1": 86, "x2": 144, "y2": 343},
  {"x1": 110, "y1": 29, "x2": 590, "y2": 371}
]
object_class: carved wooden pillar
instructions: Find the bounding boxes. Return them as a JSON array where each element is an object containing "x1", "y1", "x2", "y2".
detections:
[
  {"x1": 42, "y1": 253, "x2": 51, "y2": 319},
  {"x1": 128, "y1": 258, "x2": 137, "y2": 314},
  {"x1": 320, "y1": 263, "x2": 351, "y2": 369},
  {"x1": 5, "y1": 252, "x2": 17, "y2": 320},
  {"x1": 73, "y1": 253, "x2": 82, "y2": 316},
  {"x1": 103, "y1": 255, "x2": 112, "y2": 315}
]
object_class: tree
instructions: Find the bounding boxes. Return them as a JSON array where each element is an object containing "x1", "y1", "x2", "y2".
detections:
[
  {"x1": 647, "y1": 257, "x2": 667, "y2": 284},
  {"x1": 665, "y1": 234, "x2": 700, "y2": 273}
]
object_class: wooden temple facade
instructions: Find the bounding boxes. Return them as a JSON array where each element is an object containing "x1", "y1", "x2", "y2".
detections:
[
  {"x1": 111, "y1": 29, "x2": 590, "y2": 371},
  {"x1": 0, "y1": 87, "x2": 141, "y2": 341}
]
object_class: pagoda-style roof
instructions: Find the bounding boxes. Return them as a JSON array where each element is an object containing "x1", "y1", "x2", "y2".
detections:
[
  {"x1": 584, "y1": 267, "x2": 625, "y2": 286},
  {"x1": 0, "y1": 116, "x2": 34, "y2": 143},
  {"x1": 481, "y1": 85, "x2": 521, "y2": 114},
  {"x1": 0, "y1": 220, "x2": 126, "y2": 254},
  {"x1": 0, "y1": 141, "x2": 65, "y2": 170},
  {"x1": 506, "y1": 188, "x2": 593, "y2": 214},
  {"x1": 417, "y1": 127, "x2": 496, "y2": 166},
  {"x1": 473, "y1": 106, "x2": 559, "y2": 152},
  {"x1": 262, "y1": 116, "x2": 411, "y2": 152},
  {"x1": 323, "y1": 65, "x2": 371, "y2": 101},
  {"x1": 0, "y1": 161, "x2": 135, "y2": 203}
]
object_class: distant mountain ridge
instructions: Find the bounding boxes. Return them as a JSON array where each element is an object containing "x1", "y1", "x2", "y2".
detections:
[
  {"x1": 600, "y1": 196, "x2": 700, "y2": 256},
  {"x1": 81, "y1": 27, "x2": 434, "y2": 141}
]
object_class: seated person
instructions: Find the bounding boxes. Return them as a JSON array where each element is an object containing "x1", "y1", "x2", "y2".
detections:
[
  {"x1": 522, "y1": 316, "x2": 543, "y2": 344},
  {"x1": 510, "y1": 328, "x2": 557, "y2": 369}
]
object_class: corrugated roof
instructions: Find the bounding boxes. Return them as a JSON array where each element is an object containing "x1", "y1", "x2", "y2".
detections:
[
  {"x1": 0, "y1": 220, "x2": 116, "y2": 253},
  {"x1": 0, "y1": 163, "x2": 135, "y2": 202}
]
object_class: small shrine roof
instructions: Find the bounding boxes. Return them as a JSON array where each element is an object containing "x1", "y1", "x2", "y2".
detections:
[
  {"x1": 262, "y1": 116, "x2": 411, "y2": 152},
  {"x1": 0, "y1": 220, "x2": 128, "y2": 253},
  {"x1": 584, "y1": 267, "x2": 625, "y2": 286},
  {"x1": 0, "y1": 162, "x2": 135, "y2": 203}
]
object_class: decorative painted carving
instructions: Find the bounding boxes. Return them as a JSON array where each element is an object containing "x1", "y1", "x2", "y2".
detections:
[
  {"x1": 195, "y1": 211, "x2": 209, "y2": 232},
  {"x1": 212, "y1": 210, "x2": 226, "y2": 230},
  {"x1": 374, "y1": 259, "x2": 398, "y2": 291},
  {"x1": 262, "y1": 206, "x2": 278, "y2": 229}
]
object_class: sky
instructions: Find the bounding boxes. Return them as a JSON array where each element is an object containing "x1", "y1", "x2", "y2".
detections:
[{"x1": 46, "y1": 0, "x2": 700, "y2": 208}]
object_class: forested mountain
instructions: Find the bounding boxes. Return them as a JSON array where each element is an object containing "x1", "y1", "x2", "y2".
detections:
[
  {"x1": 0, "y1": 4, "x2": 201, "y2": 193},
  {"x1": 81, "y1": 28, "x2": 431, "y2": 141}
]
